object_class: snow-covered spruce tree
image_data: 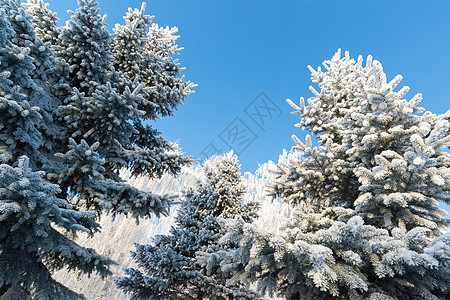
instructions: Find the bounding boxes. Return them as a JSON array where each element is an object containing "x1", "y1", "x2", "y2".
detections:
[
  {"x1": 0, "y1": 156, "x2": 112, "y2": 299},
  {"x1": 24, "y1": 0, "x2": 72, "y2": 102},
  {"x1": 25, "y1": 0, "x2": 195, "y2": 216},
  {"x1": 1, "y1": 0, "x2": 193, "y2": 297},
  {"x1": 0, "y1": 2, "x2": 112, "y2": 298},
  {"x1": 115, "y1": 152, "x2": 259, "y2": 299},
  {"x1": 56, "y1": 0, "x2": 112, "y2": 95},
  {"x1": 227, "y1": 50, "x2": 450, "y2": 299},
  {"x1": 24, "y1": 0, "x2": 60, "y2": 47},
  {"x1": 0, "y1": 0, "x2": 66, "y2": 170},
  {"x1": 111, "y1": 2, "x2": 192, "y2": 118}
]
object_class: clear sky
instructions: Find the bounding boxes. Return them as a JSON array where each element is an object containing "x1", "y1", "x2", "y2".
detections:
[
  {"x1": 44, "y1": 0, "x2": 450, "y2": 171},
  {"x1": 43, "y1": 0, "x2": 450, "y2": 174}
]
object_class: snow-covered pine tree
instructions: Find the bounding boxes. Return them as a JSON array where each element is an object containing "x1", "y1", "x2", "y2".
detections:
[
  {"x1": 0, "y1": 2, "x2": 112, "y2": 298},
  {"x1": 0, "y1": 156, "x2": 113, "y2": 299},
  {"x1": 115, "y1": 152, "x2": 259, "y2": 299},
  {"x1": 109, "y1": 2, "x2": 196, "y2": 182},
  {"x1": 230, "y1": 50, "x2": 450, "y2": 299},
  {"x1": 24, "y1": 0, "x2": 72, "y2": 102},
  {"x1": 0, "y1": 0, "x2": 65, "y2": 170},
  {"x1": 24, "y1": 0, "x2": 60, "y2": 47},
  {"x1": 111, "y1": 2, "x2": 193, "y2": 118},
  {"x1": 52, "y1": 0, "x2": 192, "y2": 215},
  {"x1": 56, "y1": 0, "x2": 112, "y2": 95},
  {"x1": 25, "y1": 0, "x2": 195, "y2": 216},
  {"x1": 1, "y1": 0, "x2": 193, "y2": 297}
]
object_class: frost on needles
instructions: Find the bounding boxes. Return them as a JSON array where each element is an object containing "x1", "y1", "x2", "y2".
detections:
[
  {"x1": 0, "y1": 0, "x2": 194, "y2": 297},
  {"x1": 211, "y1": 50, "x2": 450, "y2": 299},
  {"x1": 115, "y1": 152, "x2": 260, "y2": 300}
]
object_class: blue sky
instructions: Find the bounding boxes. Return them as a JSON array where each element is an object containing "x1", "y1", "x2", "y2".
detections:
[{"x1": 44, "y1": 0, "x2": 450, "y2": 170}]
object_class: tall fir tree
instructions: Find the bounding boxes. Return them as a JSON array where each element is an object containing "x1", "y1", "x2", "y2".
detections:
[
  {"x1": 0, "y1": 0, "x2": 65, "y2": 170},
  {"x1": 52, "y1": 0, "x2": 193, "y2": 214},
  {"x1": 1, "y1": 0, "x2": 194, "y2": 297},
  {"x1": 0, "y1": 2, "x2": 111, "y2": 298},
  {"x1": 115, "y1": 152, "x2": 259, "y2": 299},
  {"x1": 57, "y1": 0, "x2": 112, "y2": 95},
  {"x1": 110, "y1": 2, "x2": 192, "y2": 119},
  {"x1": 223, "y1": 50, "x2": 450, "y2": 299},
  {"x1": 24, "y1": 0, "x2": 194, "y2": 216},
  {"x1": 24, "y1": 0, "x2": 60, "y2": 47}
]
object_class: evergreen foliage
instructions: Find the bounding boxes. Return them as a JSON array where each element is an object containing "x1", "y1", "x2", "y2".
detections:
[
  {"x1": 0, "y1": 156, "x2": 112, "y2": 299},
  {"x1": 115, "y1": 152, "x2": 259, "y2": 299},
  {"x1": 2, "y1": 0, "x2": 448, "y2": 298},
  {"x1": 24, "y1": 0, "x2": 60, "y2": 46},
  {"x1": 0, "y1": 0, "x2": 193, "y2": 297},
  {"x1": 223, "y1": 50, "x2": 450, "y2": 299},
  {"x1": 111, "y1": 2, "x2": 192, "y2": 118}
]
